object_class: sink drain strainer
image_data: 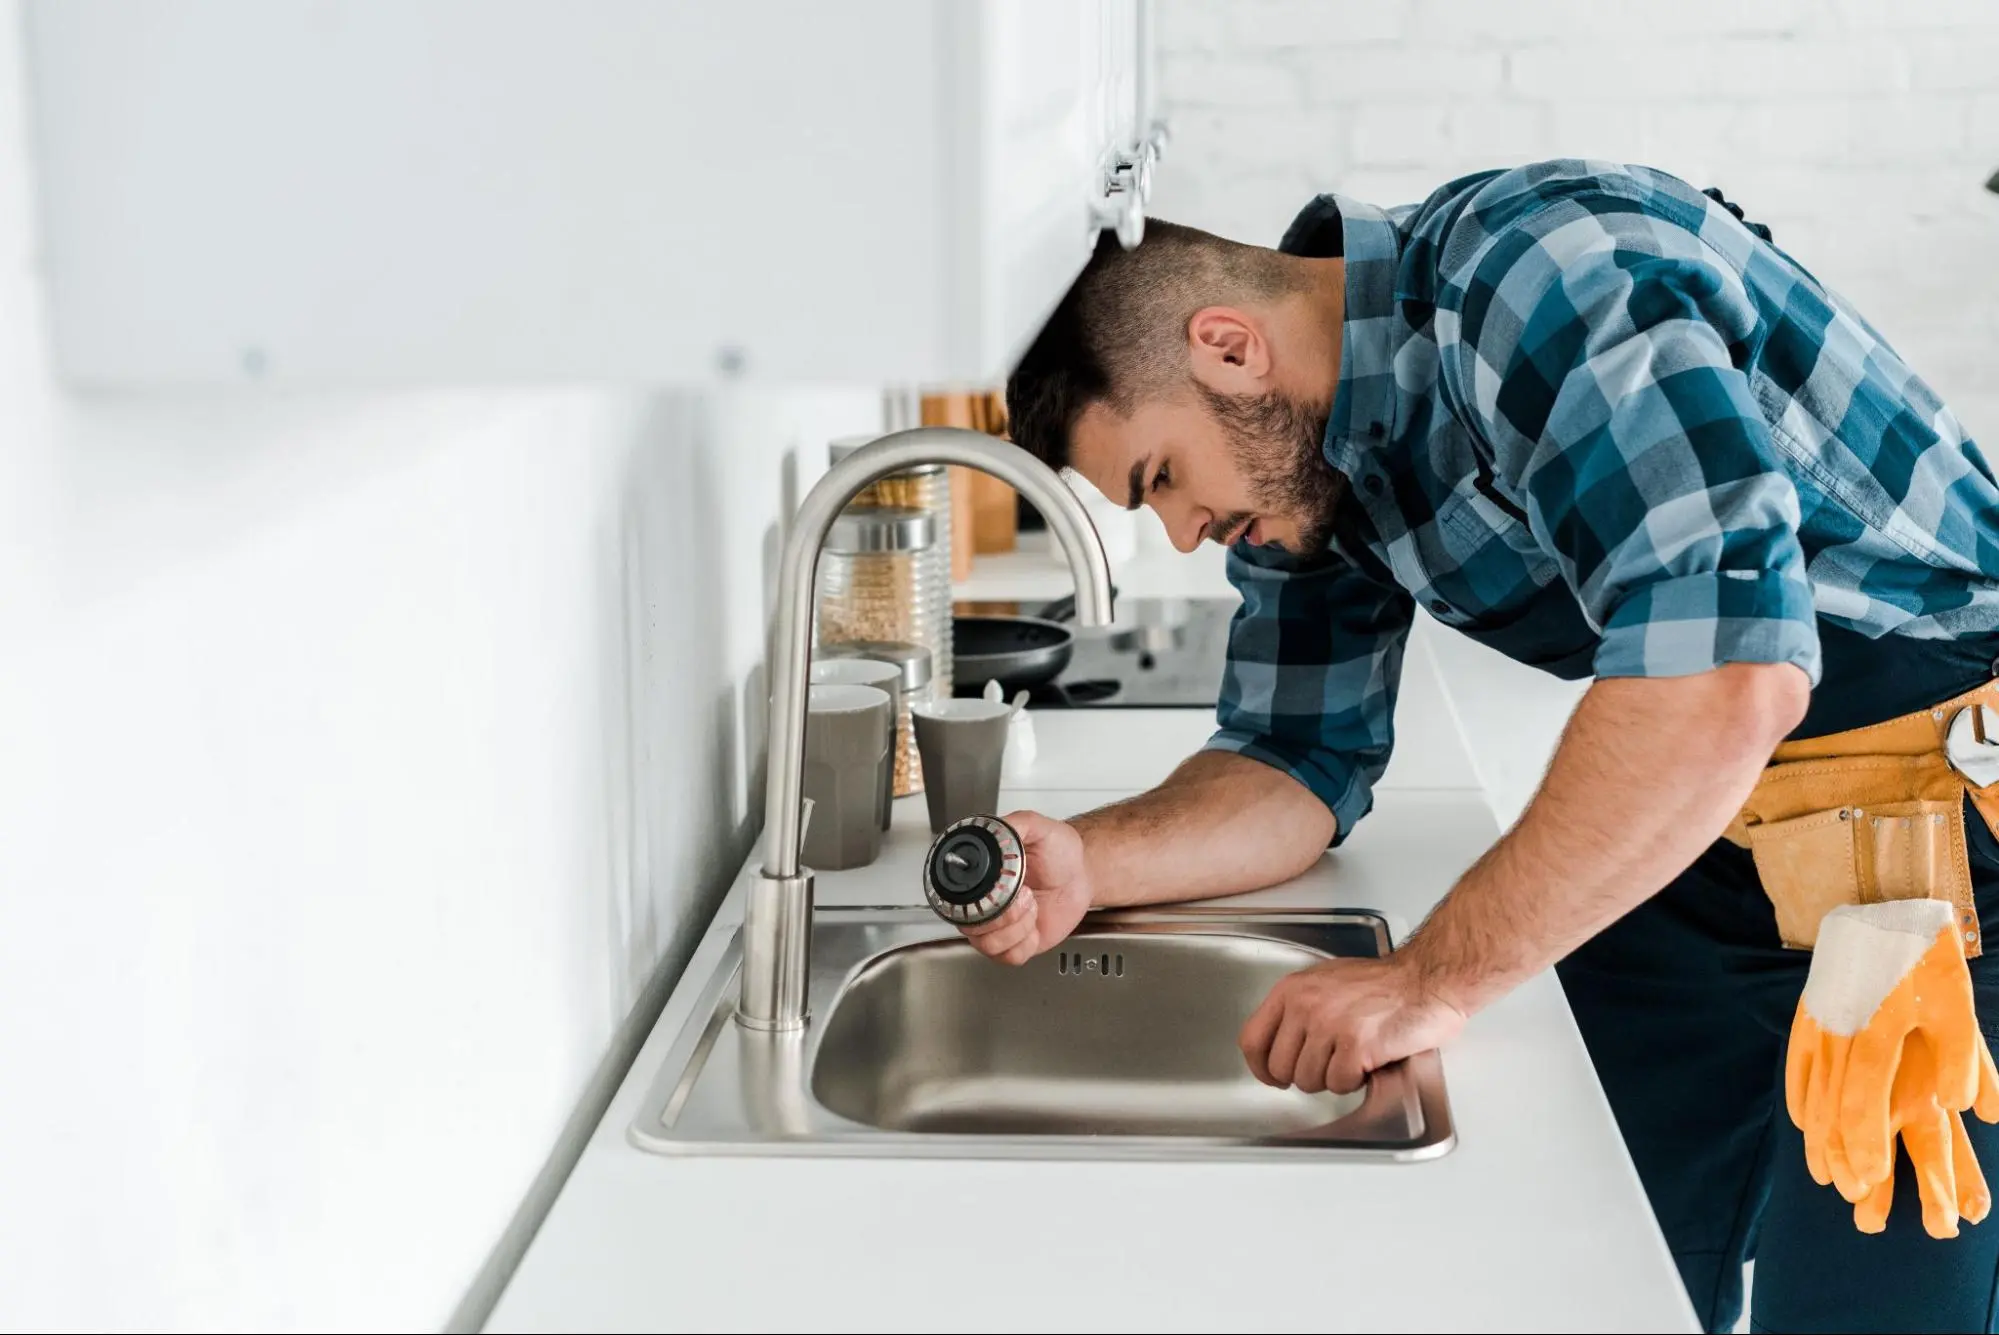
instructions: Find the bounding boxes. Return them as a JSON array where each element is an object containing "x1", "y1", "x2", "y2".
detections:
[{"x1": 923, "y1": 814, "x2": 1024, "y2": 926}]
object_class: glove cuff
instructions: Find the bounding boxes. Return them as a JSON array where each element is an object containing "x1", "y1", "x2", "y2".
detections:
[{"x1": 1802, "y1": 900, "x2": 1955, "y2": 1035}]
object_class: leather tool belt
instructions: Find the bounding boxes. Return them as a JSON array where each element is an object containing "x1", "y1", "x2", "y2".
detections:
[{"x1": 1725, "y1": 679, "x2": 1999, "y2": 958}]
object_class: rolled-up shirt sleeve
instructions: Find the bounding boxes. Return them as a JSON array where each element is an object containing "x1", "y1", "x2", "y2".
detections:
[
  {"x1": 1459, "y1": 216, "x2": 1821, "y2": 684},
  {"x1": 1206, "y1": 540, "x2": 1414, "y2": 844}
]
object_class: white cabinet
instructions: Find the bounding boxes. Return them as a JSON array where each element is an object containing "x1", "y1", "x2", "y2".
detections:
[{"x1": 25, "y1": 0, "x2": 1155, "y2": 388}]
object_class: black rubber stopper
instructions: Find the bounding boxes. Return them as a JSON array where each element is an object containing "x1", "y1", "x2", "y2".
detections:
[{"x1": 927, "y1": 825, "x2": 1004, "y2": 906}]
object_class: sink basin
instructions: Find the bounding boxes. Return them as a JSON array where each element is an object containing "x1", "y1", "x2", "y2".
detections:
[
  {"x1": 629, "y1": 908, "x2": 1453, "y2": 1161},
  {"x1": 813, "y1": 933, "x2": 1367, "y2": 1136}
]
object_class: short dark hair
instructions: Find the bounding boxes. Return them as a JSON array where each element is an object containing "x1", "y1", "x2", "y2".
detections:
[{"x1": 1005, "y1": 220, "x2": 1301, "y2": 470}]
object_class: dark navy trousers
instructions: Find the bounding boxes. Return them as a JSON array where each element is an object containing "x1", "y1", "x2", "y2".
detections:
[{"x1": 1558, "y1": 824, "x2": 1999, "y2": 1333}]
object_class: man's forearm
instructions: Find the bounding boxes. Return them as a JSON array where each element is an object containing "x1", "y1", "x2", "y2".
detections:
[
  {"x1": 1401, "y1": 662, "x2": 1810, "y2": 1013},
  {"x1": 1073, "y1": 750, "x2": 1335, "y2": 907}
]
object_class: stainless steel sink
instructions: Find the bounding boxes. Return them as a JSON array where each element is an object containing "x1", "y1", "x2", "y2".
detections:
[{"x1": 629, "y1": 907, "x2": 1454, "y2": 1161}]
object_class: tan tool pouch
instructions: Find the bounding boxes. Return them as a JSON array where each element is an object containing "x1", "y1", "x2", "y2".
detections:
[{"x1": 1728, "y1": 752, "x2": 1983, "y2": 955}]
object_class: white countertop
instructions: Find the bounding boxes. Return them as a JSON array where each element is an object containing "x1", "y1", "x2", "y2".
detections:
[{"x1": 486, "y1": 709, "x2": 1696, "y2": 1334}]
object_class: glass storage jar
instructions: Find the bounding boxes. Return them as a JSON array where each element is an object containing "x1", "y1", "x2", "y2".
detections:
[
  {"x1": 829, "y1": 437, "x2": 953, "y2": 701},
  {"x1": 816, "y1": 506, "x2": 935, "y2": 644}
]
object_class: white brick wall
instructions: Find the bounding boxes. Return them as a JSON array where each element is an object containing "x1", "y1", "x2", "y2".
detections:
[{"x1": 1152, "y1": 0, "x2": 1999, "y2": 433}]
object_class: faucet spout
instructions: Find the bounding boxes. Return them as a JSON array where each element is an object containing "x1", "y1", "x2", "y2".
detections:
[{"x1": 738, "y1": 427, "x2": 1113, "y2": 1031}]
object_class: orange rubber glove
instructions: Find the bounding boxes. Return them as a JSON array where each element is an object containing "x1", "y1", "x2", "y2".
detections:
[
  {"x1": 1785, "y1": 899, "x2": 1999, "y2": 1238},
  {"x1": 1844, "y1": 1034, "x2": 1993, "y2": 1237}
]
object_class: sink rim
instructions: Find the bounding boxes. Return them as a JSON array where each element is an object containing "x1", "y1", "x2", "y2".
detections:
[{"x1": 628, "y1": 906, "x2": 1457, "y2": 1163}]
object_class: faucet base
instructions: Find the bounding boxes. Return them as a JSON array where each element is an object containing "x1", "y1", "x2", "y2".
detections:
[{"x1": 737, "y1": 870, "x2": 814, "y2": 1030}]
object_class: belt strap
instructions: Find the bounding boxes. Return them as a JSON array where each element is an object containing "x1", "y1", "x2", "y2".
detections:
[{"x1": 1772, "y1": 678, "x2": 1999, "y2": 763}]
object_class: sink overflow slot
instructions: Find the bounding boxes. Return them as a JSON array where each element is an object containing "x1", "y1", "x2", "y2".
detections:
[{"x1": 1056, "y1": 951, "x2": 1124, "y2": 978}]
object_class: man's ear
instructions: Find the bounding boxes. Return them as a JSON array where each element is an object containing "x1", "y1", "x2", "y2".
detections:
[{"x1": 1186, "y1": 307, "x2": 1272, "y2": 395}]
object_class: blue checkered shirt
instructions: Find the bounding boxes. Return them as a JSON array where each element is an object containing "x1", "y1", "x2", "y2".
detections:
[{"x1": 1208, "y1": 160, "x2": 1999, "y2": 842}]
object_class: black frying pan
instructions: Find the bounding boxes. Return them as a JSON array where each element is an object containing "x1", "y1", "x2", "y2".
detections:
[
  {"x1": 953, "y1": 615, "x2": 1073, "y2": 692},
  {"x1": 952, "y1": 586, "x2": 1119, "y2": 694}
]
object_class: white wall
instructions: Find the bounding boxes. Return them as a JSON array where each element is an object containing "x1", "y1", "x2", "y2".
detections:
[
  {"x1": 1152, "y1": 0, "x2": 1999, "y2": 823},
  {"x1": 0, "y1": 7, "x2": 879, "y2": 1329}
]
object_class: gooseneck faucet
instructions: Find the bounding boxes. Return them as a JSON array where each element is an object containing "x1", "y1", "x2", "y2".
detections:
[{"x1": 739, "y1": 427, "x2": 1115, "y2": 1031}]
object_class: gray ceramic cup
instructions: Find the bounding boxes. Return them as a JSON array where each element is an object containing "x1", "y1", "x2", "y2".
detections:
[
  {"x1": 802, "y1": 683, "x2": 892, "y2": 870},
  {"x1": 910, "y1": 699, "x2": 1012, "y2": 835},
  {"x1": 810, "y1": 657, "x2": 901, "y2": 830}
]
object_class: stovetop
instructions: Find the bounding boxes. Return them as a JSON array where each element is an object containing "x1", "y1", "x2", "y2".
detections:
[{"x1": 954, "y1": 595, "x2": 1239, "y2": 709}]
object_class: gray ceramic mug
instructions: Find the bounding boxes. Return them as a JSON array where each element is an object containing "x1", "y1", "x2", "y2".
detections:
[
  {"x1": 809, "y1": 657, "x2": 901, "y2": 829},
  {"x1": 802, "y1": 683, "x2": 892, "y2": 870},
  {"x1": 909, "y1": 698, "x2": 1012, "y2": 835}
]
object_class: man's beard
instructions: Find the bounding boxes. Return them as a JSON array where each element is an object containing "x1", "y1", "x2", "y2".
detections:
[{"x1": 1195, "y1": 385, "x2": 1342, "y2": 553}]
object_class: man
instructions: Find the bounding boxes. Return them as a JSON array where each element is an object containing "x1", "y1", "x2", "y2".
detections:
[{"x1": 962, "y1": 160, "x2": 1999, "y2": 1333}]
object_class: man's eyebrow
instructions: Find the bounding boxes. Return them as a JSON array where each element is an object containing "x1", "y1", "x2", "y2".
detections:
[{"x1": 1126, "y1": 457, "x2": 1147, "y2": 512}]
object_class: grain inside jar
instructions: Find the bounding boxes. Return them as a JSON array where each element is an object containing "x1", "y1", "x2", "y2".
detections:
[
  {"x1": 813, "y1": 506, "x2": 937, "y2": 795},
  {"x1": 827, "y1": 445, "x2": 954, "y2": 702}
]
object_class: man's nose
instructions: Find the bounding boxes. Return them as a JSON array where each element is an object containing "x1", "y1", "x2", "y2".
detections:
[{"x1": 1153, "y1": 499, "x2": 1207, "y2": 554}]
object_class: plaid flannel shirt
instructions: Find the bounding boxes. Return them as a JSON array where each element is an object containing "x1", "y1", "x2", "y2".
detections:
[{"x1": 1208, "y1": 159, "x2": 1999, "y2": 842}]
